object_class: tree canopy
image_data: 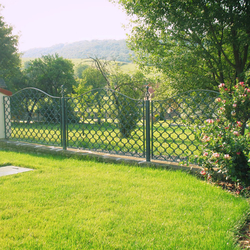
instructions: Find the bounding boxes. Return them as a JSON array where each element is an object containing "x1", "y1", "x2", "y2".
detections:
[
  {"x1": 0, "y1": 6, "x2": 21, "y2": 86},
  {"x1": 24, "y1": 54, "x2": 76, "y2": 96},
  {"x1": 114, "y1": 0, "x2": 250, "y2": 92}
]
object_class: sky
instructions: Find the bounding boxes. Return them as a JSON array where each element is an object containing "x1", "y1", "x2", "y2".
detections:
[{"x1": 0, "y1": 0, "x2": 130, "y2": 52}]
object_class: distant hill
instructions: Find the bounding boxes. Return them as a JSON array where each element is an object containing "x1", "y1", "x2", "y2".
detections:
[{"x1": 22, "y1": 39, "x2": 134, "y2": 62}]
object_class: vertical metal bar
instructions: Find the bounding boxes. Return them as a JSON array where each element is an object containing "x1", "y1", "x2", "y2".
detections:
[
  {"x1": 3, "y1": 96, "x2": 11, "y2": 139},
  {"x1": 66, "y1": 98, "x2": 69, "y2": 148},
  {"x1": 3, "y1": 96, "x2": 7, "y2": 139},
  {"x1": 145, "y1": 86, "x2": 150, "y2": 162},
  {"x1": 143, "y1": 100, "x2": 145, "y2": 157},
  {"x1": 61, "y1": 86, "x2": 67, "y2": 150},
  {"x1": 151, "y1": 101, "x2": 154, "y2": 159}
]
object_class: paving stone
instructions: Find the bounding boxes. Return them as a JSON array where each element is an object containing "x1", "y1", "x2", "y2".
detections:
[{"x1": 0, "y1": 166, "x2": 33, "y2": 177}]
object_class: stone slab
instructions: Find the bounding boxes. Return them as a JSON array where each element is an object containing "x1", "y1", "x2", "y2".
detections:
[{"x1": 0, "y1": 166, "x2": 33, "y2": 177}]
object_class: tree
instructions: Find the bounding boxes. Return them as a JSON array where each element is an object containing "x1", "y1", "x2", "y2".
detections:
[
  {"x1": 25, "y1": 54, "x2": 76, "y2": 96},
  {"x1": 74, "y1": 67, "x2": 106, "y2": 93},
  {"x1": 113, "y1": 0, "x2": 250, "y2": 92},
  {"x1": 90, "y1": 57, "x2": 147, "y2": 95},
  {"x1": 74, "y1": 63, "x2": 89, "y2": 78},
  {"x1": 74, "y1": 67, "x2": 107, "y2": 125},
  {"x1": 14, "y1": 54, "x2": 76, "y2": 124},
  {"x1": 91, "y1": 58, "x2": 148, "y2": 137},
  {"x1": 0, "y1": 6, "x2": 21, "y2": 88},
  {"x1": 109, "y1": 70, "x2": 147, "y2": 137}
]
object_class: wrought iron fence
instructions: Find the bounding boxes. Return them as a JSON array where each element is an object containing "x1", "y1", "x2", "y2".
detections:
[
  {"x1": 65, "y1": 88, "x2": 145, "y2": 157},
  {"x1": 4, "y1": 88, "x2": 62, "y2": 147},
  {"x1": 3, "y1": 87, "x2": 219, "y2": 163},
  {"x1": 150, "y1": 90, "x2": 220, "y2": 162}
]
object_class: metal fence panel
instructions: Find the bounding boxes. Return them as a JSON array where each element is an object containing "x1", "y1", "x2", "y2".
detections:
[
  {"x1": 151, "y1": 90, "x2": 220, "y2": 162},
  {"x1": 3, "y1": 87, "x2": 220, "y2": 163},
  {"x1": 65, "y1": 88, "x2": 145, "y2": 157},
  {"x1": 4, "y1": 88, "x2": 62, "y2": 146}
]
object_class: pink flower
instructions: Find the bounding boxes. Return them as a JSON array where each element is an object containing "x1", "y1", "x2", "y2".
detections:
[
  {"x1": 219, "y1": 83, "x2": 225, "y2": 88},
  {"x1": 239, "y1": 82, "x2": 245, "y2": 86},
  {"x1": 224, "y1": 88, "x2": 228, "y2": 91},
  {"x1": 236, "y1": 121, "x2": 242, "y2": 127},
  {"x1": 224, "y1": 154, "x2": 231, "y2": 159},
  {"x1": 233, "y1": 131, "x2": 240, "y2": 136},
  {"x1": 215, "y1": 98, "x2": 221, "y2": 102},
  {"x1": 206, "y1": 119, "x2": 214, "y2": 124},
  {"x1": 236, "y1": 152, "x2": 241, "y2": 155},
  {"x1": 225, "y1": 126, "x2": 229, "y2": 130},
  {"x1": 222, "y1": 100, "x2": 226, "y2": 104},
  {"x1": 247, "y1": 89, "x2": 250, "y2": 93},
  {"x1": 200, "y1": 170, "x2": 206, "y2": 175},
  {"x1": 203, "y1": 152, "x2": 208, "y2": 156},
  {"x1": 212, "y1": 152, "x2": 220, "y2": 158},
  {"x1": 202, "y1": 135, "x2": 207, "y2": 141},
  {"x1": 233, "y1": 103, "x2": 237, "y2": 108}
]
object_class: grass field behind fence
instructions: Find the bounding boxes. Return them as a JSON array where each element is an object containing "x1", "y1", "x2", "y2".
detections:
[
  {"x1": 0, "y1": 151, "x2": 249, "y2": 249},
  {"x1": 9, "y1": 120, "x2": 201, "y2": 160}
]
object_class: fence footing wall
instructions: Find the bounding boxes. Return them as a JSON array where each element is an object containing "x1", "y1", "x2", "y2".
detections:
[{"x1": 0, "y1": 139, "x2": 201, "y2": 172}]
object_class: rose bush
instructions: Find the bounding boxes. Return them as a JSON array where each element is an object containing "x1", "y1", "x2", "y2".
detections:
[{"x1": 188, "y1": 81, "x2": 250, "y2": 186}]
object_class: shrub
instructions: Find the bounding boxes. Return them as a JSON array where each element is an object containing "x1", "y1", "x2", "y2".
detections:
[
  {"x1": 187, "y1": 81, "x2": 250, "y2": 186},
  {"x1": 114, "y1": 94, "x2": 141, "y2": 138}
]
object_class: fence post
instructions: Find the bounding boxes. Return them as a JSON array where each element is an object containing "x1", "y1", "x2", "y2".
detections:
[
  {"x1": 145, "y1": 86, "x2": 151, "y2": 162},
  {"x1": 0, "y1": 88, "x2": 12, "y2": 139},
  {"x1": 61, "y1": 86, "x2": 67, "y2": 150}
]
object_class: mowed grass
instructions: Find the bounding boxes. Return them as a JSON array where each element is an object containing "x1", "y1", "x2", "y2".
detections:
[
  {"x1": 0, "y1": 151, "x2": 249, "y2": 249},
  {"x1": 10, "y1": 120, "x2": 201, "y2": 159}
]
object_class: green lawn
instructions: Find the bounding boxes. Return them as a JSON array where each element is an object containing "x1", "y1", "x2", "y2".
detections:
[
  {"x1": 0, "y1": 150, "x2": 249, "y2": 249},
  {"x1": 10, "y1": 120, "x2": 201, "y2": 160}
]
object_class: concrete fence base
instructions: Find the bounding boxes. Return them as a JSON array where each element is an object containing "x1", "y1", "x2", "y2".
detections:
[{"x1": 0, "y1": 139, "x2": 201, "y2": 173}]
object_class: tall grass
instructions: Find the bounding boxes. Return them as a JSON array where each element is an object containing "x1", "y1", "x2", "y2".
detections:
[{"x1": 0, "y1": 150, "x2": 249, "y2": 249}]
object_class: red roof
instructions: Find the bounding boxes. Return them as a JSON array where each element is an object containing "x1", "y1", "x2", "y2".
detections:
[{"x1": 0, "y1": 88, "x2": 12, "y2": 96}]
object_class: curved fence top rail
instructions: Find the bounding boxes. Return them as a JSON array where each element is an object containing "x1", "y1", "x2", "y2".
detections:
[
  {"x1": 67, "y1": 87, "x2": 145, "y2": 102},
  {"x1": 11, "y1": 87, "x2": 144, "y2": 101},
  {"x1": 11, "y1": 87, "x2": 61, "y2": 99},
  {"x1": 10, "y1": 87, "x2": 221, "y2": 102}
]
